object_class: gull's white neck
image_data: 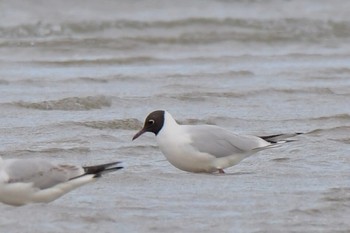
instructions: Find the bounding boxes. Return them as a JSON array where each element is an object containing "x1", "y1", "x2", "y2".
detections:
[
  {"x1": 155, "y1": 111, "x2": 194, "y2": 171},
  {"x1": 157, "y1": 111, "x2": 181, "y2": 137}
]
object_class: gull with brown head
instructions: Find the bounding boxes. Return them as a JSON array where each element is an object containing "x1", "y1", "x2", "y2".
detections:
[{"x1": 133, "y1": 110, "x2": 301, "y2": 174}]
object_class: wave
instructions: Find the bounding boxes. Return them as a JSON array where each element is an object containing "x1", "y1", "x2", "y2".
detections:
[
  {"x1": 290, "y1": 187, "x2": 350, "y2": 217},
  {"x1": 307, "y1": 114, "x2": 350, "y2": 122},
  {"x1": 118, "y1": 145, "x2": 159, "y2": 151},
  {"x1": 61, "y1": 75, "x2": 146, "y2": 84},
  {"x1": 307, "y1": 125, "x2": 350, "y2": 135},
  {"x1": 13, "y1": 95, "x2": 111, "y2": 111},
  {"x1": 73, "y1": 116, "x2": 253, "y2": 134},
  {"x1": 296, "y1": 115, "x2": 350, "y2": 137},
  {"x1": 334, "y1": 138, "x2": 350, "y2": 144},
  {"x1": 0, "y1": 79, "x2": 10, "y2": 85},
  {"x1": 181, "y1": 114, "x2": 350, "y2": 127},
  {"x1": 167, "y1": 87, "x2": 342, "y2": 101},
  {"x1": 31, "y1": 56, "x2": 161, "y2": 66},
  {"x1": 75, "y1": 118, "x2": 142, "y2": 130},
  {"x1": 0, "y1": 147, "x2": 91, "y2": 157},
  {"x1": 1, "y1": 18, "x2": 350, "y2": 43},
  {"x1": 166, "y1": 70, "x2": 255, "y2": 80}
]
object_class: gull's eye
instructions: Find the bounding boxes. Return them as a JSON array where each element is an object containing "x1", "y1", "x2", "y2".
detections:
[{"x1": 148, "y1": 119, "x2": 155, "y2": 125}]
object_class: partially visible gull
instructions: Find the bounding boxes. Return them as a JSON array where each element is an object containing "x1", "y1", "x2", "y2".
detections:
[{"x1": 0, "y1": 158, "x2": 122, "y2": 206}]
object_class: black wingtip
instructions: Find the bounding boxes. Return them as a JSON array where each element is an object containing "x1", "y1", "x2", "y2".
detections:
[
  {"x1": 83, "y1": 161, "x2": 123, "y2": 175},
  {"x1": 260, "y1": 133, "x2": 303, "y2": 143},
  {"x1": 69, "y1": 163, "x2": 123, "y2": 181}
]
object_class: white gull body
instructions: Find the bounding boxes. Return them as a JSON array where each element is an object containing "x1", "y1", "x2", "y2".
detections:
[
  {"x1": 133, "y1": 110, "x2": 300, "y2": 173},
  {"x1": 157, "y1": 111, "x2": 271, "y2": 173}
]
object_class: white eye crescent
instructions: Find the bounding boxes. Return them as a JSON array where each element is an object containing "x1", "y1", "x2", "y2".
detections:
[{"x1": 148, "y1": 119, "x2": 155, "y2": 124}]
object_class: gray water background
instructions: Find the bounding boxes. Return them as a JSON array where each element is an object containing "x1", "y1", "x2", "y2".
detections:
[{"x1": 0, "y1": 0, "x2": 350, "y2": 232}]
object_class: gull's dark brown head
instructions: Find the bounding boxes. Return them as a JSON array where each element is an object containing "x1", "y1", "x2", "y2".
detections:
[{"x1": 132, "y1": 110, "x2": 165, "y2": 140}]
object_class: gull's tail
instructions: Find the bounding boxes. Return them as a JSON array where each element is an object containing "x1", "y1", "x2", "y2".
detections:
[{"x1": 259, "y1": 133, "x2": 303, "y2": 144}]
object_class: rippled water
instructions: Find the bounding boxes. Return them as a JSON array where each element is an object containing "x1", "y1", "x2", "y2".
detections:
[{"x1": 1, "y1": 0, "x2": 350, "y2": 232}]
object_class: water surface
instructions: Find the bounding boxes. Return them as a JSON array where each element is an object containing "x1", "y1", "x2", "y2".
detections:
[{"x1": 0, "y1": 0, "x2": 350, "y2": 232}]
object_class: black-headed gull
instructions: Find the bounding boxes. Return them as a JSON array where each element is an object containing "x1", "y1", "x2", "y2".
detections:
[
  {"x1": 0, "y1": 158, "x2": 122, "y2": 206},
  {"x1": 133, "y1": 110, "x2": 301, "y2": 173}
]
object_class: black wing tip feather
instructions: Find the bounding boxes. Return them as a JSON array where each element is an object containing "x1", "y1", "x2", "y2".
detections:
[
  {"x1": 69, "y1": 162, "x2": 123, "y2": 181},
  {"x1": 260, "y1": 132, "x2": 303, "y2": 143},
  {"x1": 92, "y1": 166, "x2": 123, "y2": 178},
  {"x1": 83, "y1": 161, "x2": 123, "y2": 176}
]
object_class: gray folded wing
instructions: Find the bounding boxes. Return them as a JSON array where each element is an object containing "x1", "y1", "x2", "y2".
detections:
[
  {"x1": 187, "y1": 125, "x2": 270, "y2": 158},
  {"x1": 4, "y1": 159, "x2": 84, "y2": 189}
]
